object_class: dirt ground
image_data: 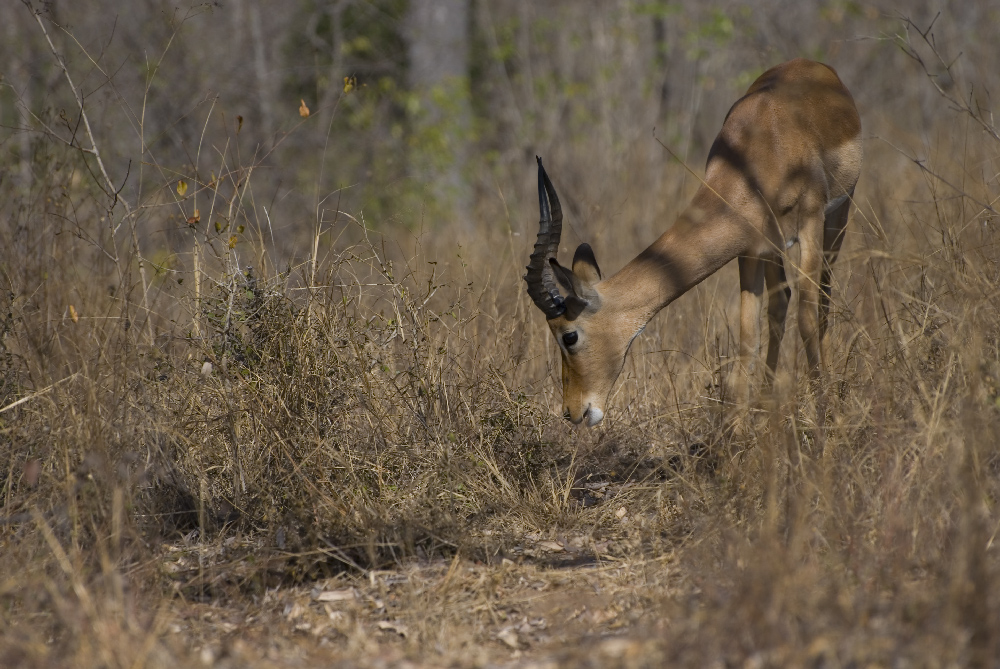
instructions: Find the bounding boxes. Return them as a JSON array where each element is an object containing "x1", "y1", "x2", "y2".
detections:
[{"x1": 159, "y1": 541, "x2": 678, "y2": 668}]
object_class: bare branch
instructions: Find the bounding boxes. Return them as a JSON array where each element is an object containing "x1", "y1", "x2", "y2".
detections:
[
  {"x1": 896, "y1": 15, "x2": 1000, "y2": 145},
  {"x1": 20, "y1": 0, "x2": 155, "y2": 345}
]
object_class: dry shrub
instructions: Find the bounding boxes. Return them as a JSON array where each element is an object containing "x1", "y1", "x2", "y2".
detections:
[
  {"x1": 144, "y1": 234, "x2": 573, "y2": 574},
  {"x1": 4, "y1": 9, "x2": 1000, "y2": 668}
]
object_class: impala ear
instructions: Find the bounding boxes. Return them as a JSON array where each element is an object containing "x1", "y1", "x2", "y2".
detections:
[
  {"x1": 549, "y1": 258, "x2": 581, "y2": 296},
  {"x1": 572, "y1": 243, "x2": 602, "y2": 285},
  {"x1": 549, "y1": 257, "x2": 600, "y2": 320}
]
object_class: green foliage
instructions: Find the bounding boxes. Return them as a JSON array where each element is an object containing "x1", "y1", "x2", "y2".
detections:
[
  {"x1": 684, "y1": 8, "x2": 737, "y2": 60},
  {"x1": 283, "y1": 0, "x2": 408, "y2": 98},
  {"x1": 632, "y1": 0, "x2": 681, "y2": 20},
  {"x1": 280, "y1": 0, "x2": 412, "y2": 223}
]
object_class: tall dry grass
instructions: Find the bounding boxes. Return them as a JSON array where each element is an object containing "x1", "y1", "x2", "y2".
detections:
[{"x1": 3, "y1": 10, "x2": 1000, "y2": 668}]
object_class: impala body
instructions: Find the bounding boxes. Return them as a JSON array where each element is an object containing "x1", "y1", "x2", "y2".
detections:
[{"x1": 525, "y1": 59, "x2": 862, "y2": 427}]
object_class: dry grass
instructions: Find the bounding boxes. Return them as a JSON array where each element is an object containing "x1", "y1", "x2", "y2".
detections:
[{"x1": 4, "y1": 13, "x2": 1000, "y2": 669}]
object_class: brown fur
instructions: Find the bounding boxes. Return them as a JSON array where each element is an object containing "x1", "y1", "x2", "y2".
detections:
[{"x1": 536, "y1": 59, "x2": 862, "y2": 425}]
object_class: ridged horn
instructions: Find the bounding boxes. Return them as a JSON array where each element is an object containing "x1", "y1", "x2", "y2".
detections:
[{"x1": 524, "y1": 157, "x2": 566, "y2": 319}]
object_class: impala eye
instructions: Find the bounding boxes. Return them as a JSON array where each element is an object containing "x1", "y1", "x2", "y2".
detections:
[{"x1": 562, "y1": 331, "x2": 578, "y2": 347}]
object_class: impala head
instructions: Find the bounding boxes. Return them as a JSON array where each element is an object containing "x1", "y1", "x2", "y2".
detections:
[{"x1": 525, "y1": 158, "x2": 635, "y2": 427}]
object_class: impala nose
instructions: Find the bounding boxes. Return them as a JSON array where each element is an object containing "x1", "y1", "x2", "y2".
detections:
[
  {"x1": 563, "y1": 405, "x2": 604, "y2": 427},
  {"x1": 563, "y1": 407, "x2": 583, "y2": 424}
]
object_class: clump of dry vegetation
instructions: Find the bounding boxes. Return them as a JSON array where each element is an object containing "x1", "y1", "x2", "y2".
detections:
[{"x1": 3, "y1": 4, "x2": 1000, "y2": 667}]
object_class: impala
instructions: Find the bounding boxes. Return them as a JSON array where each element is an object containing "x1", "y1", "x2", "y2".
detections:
[{"x1": 525, "y1": 59, "x2": 862, "y2": 427}]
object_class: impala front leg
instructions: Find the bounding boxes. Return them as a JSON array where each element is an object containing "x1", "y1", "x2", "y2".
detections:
[
  {"x1": 797, "y1": 217, "x2": 832, "y2": 441},
  {"x1": 736, "y1": 256, "x2": 765, "y2": 408},
  {"x1": 763, "y1": 257, "x2": 790, "y2": 391},
  {"x1": 819, "y1": 190, "x2": 852, "y2": 365},
  {"x1": 797, "y1": 219, "x2": 827, "y2": 378}
]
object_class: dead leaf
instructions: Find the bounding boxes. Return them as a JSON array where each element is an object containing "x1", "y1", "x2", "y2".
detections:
[
  {"x1": 315, "y1": 588, "x2": 357, "y2": 603},
  {"x1": 324, "y1": 606, "x2": 347, "y2": 623},
  {"x1": 283, "y1": 601, "x2": 305, "y2": 622},
  {"x1": 591, "y1": 606, "x2": 620, "y2": 625},
  {"x1": 376, "y1": 620, "x2": 408, "y2": 638},
  {"x1": 497, "y1": 627, "x2": 520, "y2": 649},
  {"x1": 598, "y1": 638, "x2": 634, "y2": 658},
  {"x1": 187, "y1": 209, "x2": 200, "y2": 226},
  {"x1": 299, "y1": 99, "x2": 310, "y2": 118},
  {"x1": 199, "y1": 647, "x2": 216, "y2": 665},
  {"x1": 68, "y1": 304, "x2": 79, "y2": 323},
  {"x1": 176, "y1": 180, "x2": 188, "y2": 197},
  {"x1": 537, "y1": 540, "x2": 565, "y2": 553}
]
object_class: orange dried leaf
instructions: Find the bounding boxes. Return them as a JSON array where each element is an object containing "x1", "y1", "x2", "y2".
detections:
[
  {"x1": 299, "y1": 99, "x2": 310, "y2": 118},
  {"x1": 187, "y1": 209, "x2": 201, "y2": 226},
  {"x1": 69, "y1": 304, "x2": 79, "y2": 323}
]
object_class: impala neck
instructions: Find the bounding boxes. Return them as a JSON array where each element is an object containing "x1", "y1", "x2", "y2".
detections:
[{"x1": 601, "y1": 188, "x2": 750, "y2": 327}]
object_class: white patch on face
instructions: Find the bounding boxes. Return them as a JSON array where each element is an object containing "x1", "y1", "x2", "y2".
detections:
[{"x1": 585, "y1": 406, "x2": 605, "y2": 427}]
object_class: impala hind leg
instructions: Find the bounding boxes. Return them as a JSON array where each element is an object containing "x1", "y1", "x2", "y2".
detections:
[
  {"x1": 819, "y1": 191, "x2": 852, "y2": 361},
  {"x1": 797, "y1": 219, "x2": 827, "y2": 378},
  {"x1": 763, "y1": 257, "x2": 790, "y2": 392},
  {"x1": 734, "y1": 256, "x2": 765, "y2": 413},
  {"x1": 796, "y1": 212, "x2": 834, "y2": 446}
]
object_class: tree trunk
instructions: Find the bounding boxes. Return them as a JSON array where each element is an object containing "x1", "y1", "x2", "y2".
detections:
[{"x1": 405, "y1": 0, "x2": 471, "y2": 230}]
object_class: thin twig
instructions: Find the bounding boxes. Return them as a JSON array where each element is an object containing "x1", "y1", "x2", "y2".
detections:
[
  {"x1": 0, "y1": 373, "x2": 80, "y2": 414},
  {"x1": 22, "y1": 1, "x2": 155, "y2": 345}
]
